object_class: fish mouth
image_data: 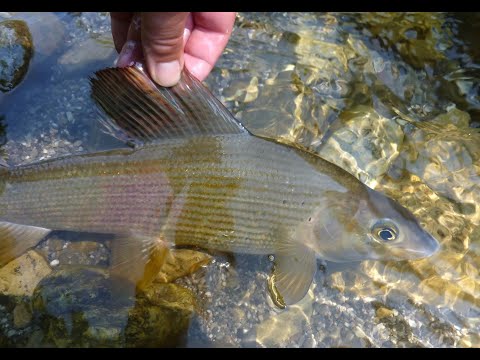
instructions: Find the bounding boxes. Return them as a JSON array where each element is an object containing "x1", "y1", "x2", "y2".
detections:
[
  {"x1": 400, "y1": 234, "x2": 440, "y2": 260},
  {"x1": 419, "y1": 233, "x2": 441, "y2": 256},
  {"x1": 392, "y1": 234, "x2": 440, "y2": 260}
]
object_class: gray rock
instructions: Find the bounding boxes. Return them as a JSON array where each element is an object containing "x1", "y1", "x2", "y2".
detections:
[{"x1": 0, "y1": 19, "x2": 33, "y2": 92}]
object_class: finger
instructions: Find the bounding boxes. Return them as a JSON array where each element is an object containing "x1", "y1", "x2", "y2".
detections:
[
  {"x1": 184, "y1": 12, "x2": 236, "y2": 81},
  {"x1": 110, "y1": 12, "x2": 134, "y2": 53},
  {"x1": 141, "y1": 12, "x2": 189, "y2": 87},
  {"x1": 183, "y1": 13, "x2": 194, "y2": 46},
  {"x1": 115, "y1": 13, "x2": 144, "y2": 68}
]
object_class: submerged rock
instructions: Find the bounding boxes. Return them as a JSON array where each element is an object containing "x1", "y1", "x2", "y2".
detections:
[
  {"x1": 0, "y1": 19, "x2": 33, "y2": 92},
  {"x1": 317, "y1": 104, "x2": 405, "y2": 187},
  {"x1": 32, "y1": 267, "x2": 132, "y2": 347},
  {"x1": 9, "y1": 12, "x2": 65, "y2": 57},
  {"x1": 255, "y1": 289, "x2": 315, "y2": 347},
  {"x1": 0, "y1": 250, "x2": 52, "y2": 298},
  {"x1": 35, "y1": 235, "x2": 110, "y2": 268},
  {"x1": 58, "y1": 36, "x2": 115, "y2": 70},
  {"x1": 125, "y1": 283, "x2": 197, "y2": 347},
  {"x1": 12, "y1": 302, "x2": 32, "y2": 329},
  {"x1": 0, "y1": 250, "x2": 51, "y2": 347},
  {"x1": 31, "y1": 267, "x2": 197, "y2": 347},
  {"x1": 156, "y1": 249, "x2": 212, "y2": 284},
  {"x1": 352, "y1": 13, "x2": 449, "y2": 70}
]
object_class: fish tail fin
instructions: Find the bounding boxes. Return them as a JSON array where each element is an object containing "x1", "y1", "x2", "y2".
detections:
[{"x1": 0, "y1": 222, "x2": 51, "y2": 266}]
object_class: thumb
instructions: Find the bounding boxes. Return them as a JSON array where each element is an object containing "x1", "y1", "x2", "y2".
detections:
[{"x1": 141, "y1": 12, "x2": 189, "y2": 87}]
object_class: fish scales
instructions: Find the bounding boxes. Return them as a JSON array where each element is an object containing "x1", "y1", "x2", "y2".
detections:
[{"x1": 1, "y1": 135, "x2": 345, "y2": 254}]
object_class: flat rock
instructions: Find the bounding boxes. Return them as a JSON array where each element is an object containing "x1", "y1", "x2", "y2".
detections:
[
  {"x1": 0, "y1": 250, "x2": 52, "y2": 297},
  {"x1": 58, "y1": 36, "x2": 115, "y2": 69}
]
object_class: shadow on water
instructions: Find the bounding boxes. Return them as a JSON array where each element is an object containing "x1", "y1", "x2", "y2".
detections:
[{"x1": 0, "y1": 12, "x2": 479, "y2": 348}]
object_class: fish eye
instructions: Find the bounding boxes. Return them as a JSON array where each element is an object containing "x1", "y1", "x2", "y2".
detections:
[
  {"x1": 378, "y1": 228, "x2": 396, "y2": 241},
  {"x1": 371, "y1": 220, "x2": 399, "y2": 242}
]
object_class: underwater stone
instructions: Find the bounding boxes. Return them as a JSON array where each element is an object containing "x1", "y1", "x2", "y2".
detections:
[
  {"x1": 13, "y1": 301, "x2": 32, "y2": 329},
  {"x1": 58, "y1": 37, "x2": 115, "y2": 69},
  {"x1": 32, "y1": 267, "x2": 133, "y2": 347},
  {"x1": 375, "y1": 306, "x2": 395, "y2": 320},
  {"x1": 35, "y1": 236, "x2": 110, "y2": 268},
  {"x1": 318, "y1": 104, "x2": 404, "y2": 187},
  {"x1": 22, "y1": 12, "x2": 64, "y2": 56},
  {"x1": 155, "y1": 249, "x2": 212, "y2": 284},
  {"x1": 32, "y1": 267, "x2": 197, "y2": 347},
  {"x1": 0, "y1": 19, "x2": 33, "y2": 92},
  {"x1": 124, "y1": 283, "x2": 197, "y2": 347},
  {"x1": 8, "y1": 12, "x2": 65, "y2": 57},
  {"x1": 0, "y1": 250, "x2": 52, "y2": 297},
  {"x1": 255, "y1": 289, "x2": 314, "y2": 347}
]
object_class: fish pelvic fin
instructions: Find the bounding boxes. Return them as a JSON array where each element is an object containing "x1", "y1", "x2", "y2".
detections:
[
  {"x1": 90, "y1": 65, "x2": 248, "y2": 144},
  {"x1": 110, "y1": 233, "x2": 170, "y2": 291},
  {"x1": 0, "y1": 222, "x2": 51, "y2": 266},
  {"x1": 268, "y1": 230, "x2": 317, "y2": 308}
]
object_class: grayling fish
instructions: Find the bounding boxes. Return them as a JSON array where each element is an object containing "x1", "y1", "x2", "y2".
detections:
[{"x1": 0, "y1": 64, "x2": 439, "y2": 305}]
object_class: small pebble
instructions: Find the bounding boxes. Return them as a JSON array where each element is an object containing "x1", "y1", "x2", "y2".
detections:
[{"x1": 50, "y1": 259, "x2": 60, "y2": 267}]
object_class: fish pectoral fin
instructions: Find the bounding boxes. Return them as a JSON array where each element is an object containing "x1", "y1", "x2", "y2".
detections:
[
  {"x1": 90, "y1": 65, "x2": 248, "y2": 144},
  {"x1": 110, "y1": 233, "x2": 170, "y2": 291},
  {"x1": 269, "y1": 235, "x2": 316, "y2": 308},
  {"x1": 0, "y1": 221, "x2": 51, "y2": 267}
]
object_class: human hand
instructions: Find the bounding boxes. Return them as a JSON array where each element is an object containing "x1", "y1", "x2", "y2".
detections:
[{"x1": 110, "y1": 12, "x2": 236, "y2": 87}]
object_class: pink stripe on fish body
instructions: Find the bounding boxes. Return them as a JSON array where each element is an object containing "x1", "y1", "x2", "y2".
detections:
[{"x1": 86, "y1": 167, "x2": 176, "y2": 237}]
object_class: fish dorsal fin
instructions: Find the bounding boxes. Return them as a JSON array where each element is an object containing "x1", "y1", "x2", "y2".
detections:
[{"x1": 90, "y1": 64, "x2": 248, "y2": 143}]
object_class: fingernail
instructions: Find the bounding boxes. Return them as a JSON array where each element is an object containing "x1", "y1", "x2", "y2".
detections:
[
  {"x1": 151, "y1": 60, "x2": 181, "y2": 87},
  {"x1": 116, "y1": 40, "x2": 139, "y2": 68},
  {"x1": 183, "y1": 28, "x2": 191, "y2": 45}
]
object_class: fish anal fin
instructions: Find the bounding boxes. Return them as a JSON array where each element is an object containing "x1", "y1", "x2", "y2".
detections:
[
  {"x1": 268, "y1": 230, "x2": 317, "y2": 308},
  {"x1": 110, "y1": 233, "x2": 170, "y2": 291},
  {"x1": 0, "y1": 222, "x2": 51, "y2": 267},
  {"x1": 90, "y1": 64, "x2": 247, "y2": 144}
]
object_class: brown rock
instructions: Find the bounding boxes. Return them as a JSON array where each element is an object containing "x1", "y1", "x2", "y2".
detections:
[
  {"x1": 0, "y1": 250, "x2": 52, "y2": 297},
  {"x1": 376, "y1": 307, "x2": 394, "y2": 320},
  {"x1": 125, "y1": 283, "x2": 198, "y2": 347},
  {"x1": 13, "y1": 301, "x2": 32, "y2": 328},
  {"x1": 156, "y1": 249, "x2": 212, "y2": 284}
]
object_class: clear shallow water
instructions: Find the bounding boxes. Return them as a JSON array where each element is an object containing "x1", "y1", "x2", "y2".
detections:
[{"x1": 0, "y1": 12, "x2": 479, "y2": 347}]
